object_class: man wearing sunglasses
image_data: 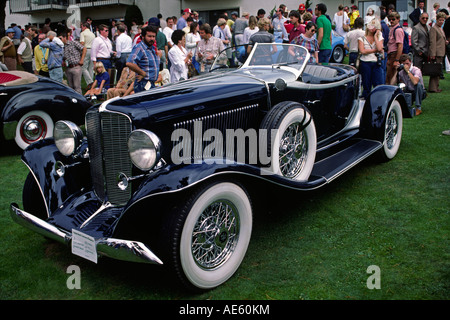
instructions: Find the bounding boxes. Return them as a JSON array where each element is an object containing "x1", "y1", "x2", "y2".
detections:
[
  {"x1": 386, "y1": 12, "x2": 404, "y2": 84},
  {"x1": 411, "y1": 12, "x2": 430, "y2": 70}
]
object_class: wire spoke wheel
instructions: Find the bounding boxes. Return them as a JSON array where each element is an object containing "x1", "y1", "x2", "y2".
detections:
[
  {"x1": 192, "y1": 200, "x2": 240, "y2": 270},
  {"x1": 378, "y1": 99, "x2": 403, "y2": 161},
  {"x1": 279, "y1": 121, "x2": 309, "y2": 178},
  {"x1": 260, "y1": 101, "x2": 316, "y2": 181},
  {"x1": 161, "y1": 181, "x2": 252, "y2": 290}
]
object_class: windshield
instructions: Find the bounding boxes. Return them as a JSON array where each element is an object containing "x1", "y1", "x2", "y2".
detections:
[{"x1": 211, "y1": 43, "x2": 310, "y2": 74}]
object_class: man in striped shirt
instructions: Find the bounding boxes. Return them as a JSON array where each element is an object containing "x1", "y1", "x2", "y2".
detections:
[{"x1": 126, "y1": 25, "x2": 161, "y2": 93}]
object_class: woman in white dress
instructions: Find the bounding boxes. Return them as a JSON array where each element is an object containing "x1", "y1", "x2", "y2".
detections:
[
  {"x1": 168, "y1": 30, "x2": 193, "y2": 83},
  {"x1": 185, "y1": 22, "x2": 201, "y2": 74},
  {"x1": 333, "y1": 4, "x2": 350, "y2": 37},
  {"x1": 185, "y1": 22, "x2": 201, "y2": 56}
]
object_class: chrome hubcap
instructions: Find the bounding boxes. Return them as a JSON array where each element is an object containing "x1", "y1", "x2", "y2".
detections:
[
  {"x1": 21, "y1": 116, "x2": 46, "y2": 143},
  {"x1": 191, "y1": 200, "x2": 240, "y2": 270}
]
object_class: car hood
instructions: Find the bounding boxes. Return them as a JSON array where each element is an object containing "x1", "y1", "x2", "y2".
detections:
[{"x1": 103, "y1": 70, "x2": 274, "y2": 124}]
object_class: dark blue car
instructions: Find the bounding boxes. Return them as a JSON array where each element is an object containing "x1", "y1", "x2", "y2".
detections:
[{"x1": 11, "y1": 43, "x2": 411, "y2": 291}]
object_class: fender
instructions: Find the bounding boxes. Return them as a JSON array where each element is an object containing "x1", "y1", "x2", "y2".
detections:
[
  {"x1": 2, "y1": 87, "x2": 90, "y2": 125},
  {"x1": 360, "y1": 85, "x2": 408, "y2": 141},
  {"x1": 22, "y1": 138, "x2": 90, "y2": 217}
]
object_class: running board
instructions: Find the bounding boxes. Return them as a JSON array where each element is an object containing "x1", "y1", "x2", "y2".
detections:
[{"x1": 311, "y1": 139, "x2": 382, "y2": 183}]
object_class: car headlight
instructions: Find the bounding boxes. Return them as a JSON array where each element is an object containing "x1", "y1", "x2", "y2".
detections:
[
  {"x1": 128, "y1": 129, "x2": 161, "y2": 171},
  {"x1": 54, "y1": 121, "x2": 83, "y2": 156}
]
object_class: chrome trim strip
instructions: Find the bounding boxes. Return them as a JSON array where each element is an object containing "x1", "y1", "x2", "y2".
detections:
[
  {"x1": 123, "y1": 139, "x2": 383, "y2": 216},
  {"x1": 10, "y1": 203, "x2": 163, "y2": 265}
]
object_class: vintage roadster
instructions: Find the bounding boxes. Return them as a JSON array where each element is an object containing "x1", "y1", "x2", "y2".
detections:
[
  {"x1": 1, "y1": 71, "x2": 90, "y2": 149},
  {"x1": 11, "y1": 43, "x2": 410, "y2": 290}
]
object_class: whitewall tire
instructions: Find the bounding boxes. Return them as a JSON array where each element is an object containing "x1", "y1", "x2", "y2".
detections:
[
  {"x1": 161, "y1": 181, "x2": 253, "y2": 290},
  {"x1": 261, "y1": 102, "x2": 317, "y2": 181},
  {"x1": 380, "y1": 100, "x2": 403, "y2": 161},
  {"x1": 15, "y1": 110, "x2": 54, "y2": 150}
]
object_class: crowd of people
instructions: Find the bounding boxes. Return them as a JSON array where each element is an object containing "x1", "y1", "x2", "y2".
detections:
[{"x1": 0, "y1": 3, "x2": 449, "y2": 113}]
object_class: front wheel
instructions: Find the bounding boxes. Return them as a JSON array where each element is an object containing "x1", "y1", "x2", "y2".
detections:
[
  {"x1": 378, "y1": 99, "x2": 403, "y2": 161},
  {"x1": 15, "y1": 110, "x2": 54, "y2": 150},
  {"x1": 160, "y1": 181, "x2": 253, "y2": 291}
]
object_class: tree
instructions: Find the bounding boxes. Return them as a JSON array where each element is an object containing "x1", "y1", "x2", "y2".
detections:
[{"x1": 305, "y1": 0, "x2": 313, "y2": 10}]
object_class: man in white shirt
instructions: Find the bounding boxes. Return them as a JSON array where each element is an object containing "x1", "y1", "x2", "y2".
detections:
[
  {"x1": 80, "y1": 22, "x2": 96, "y2": 86},
  {"x1": 115, "y1": 23, "x2": 133, "y2": 78},
  {"x1": 91, "y1": 24, "x2": 114, "y2": 69},
  {"x1": 163, "y1": 17, "x2": 175, "y2": 49},
  {"x1": 272, "y1": 7, "x2": 288, "y2": 43}
]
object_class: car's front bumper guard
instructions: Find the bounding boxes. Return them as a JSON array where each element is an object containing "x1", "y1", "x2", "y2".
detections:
[{"x1": 10, "y1": 203, "x2": 163, "y2": 265}]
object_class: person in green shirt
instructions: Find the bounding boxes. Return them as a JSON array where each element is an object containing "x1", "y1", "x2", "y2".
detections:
[{"x1": 315, "y1": 3, "x2": 333, "y2": 64}]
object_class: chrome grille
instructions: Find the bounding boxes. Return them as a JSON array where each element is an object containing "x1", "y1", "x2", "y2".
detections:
[
  {"x1": 86, "y1": 110, "x2": 132, "y2": 206},
  {"x1": 172, "y1": 104, "x2": 258, "y2": 163}
]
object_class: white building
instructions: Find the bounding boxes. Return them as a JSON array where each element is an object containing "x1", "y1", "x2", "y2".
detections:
[{"x1": 6, "y1": 0, "x2": 447, "y2": 30}]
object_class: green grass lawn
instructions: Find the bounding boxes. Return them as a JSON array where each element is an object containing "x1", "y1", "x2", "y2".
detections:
[{"x1": 0, "y1": 70, "x2": 448, "y2": 301}]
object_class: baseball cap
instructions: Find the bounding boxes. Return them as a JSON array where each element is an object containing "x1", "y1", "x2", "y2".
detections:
[
  {"x1": 148, "y1": 17, "x2": 160, "y2": 27},
  {"x1": 6, "y1": 28, "x2": 15, "y2": 33},
  {"x1": 299, "y1": 4, "x2": 305, "y2": 10},
  {"x1": 183, "y1": 8, "x2": 192, "y2": 13}
]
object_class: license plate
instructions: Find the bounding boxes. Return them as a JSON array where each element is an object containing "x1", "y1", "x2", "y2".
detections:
[{"x1": 71, "y1": 229, "x2": 98, "y2": 263}]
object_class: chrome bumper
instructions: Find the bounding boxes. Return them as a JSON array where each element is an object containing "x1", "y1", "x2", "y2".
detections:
[{"x1": 10, "y1": 203, "x2": 163, "y2": 265}]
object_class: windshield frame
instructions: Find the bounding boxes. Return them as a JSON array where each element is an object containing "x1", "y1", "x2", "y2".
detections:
[{"x1": 210, "y1": 43, "x2": 310, "y2": 79}]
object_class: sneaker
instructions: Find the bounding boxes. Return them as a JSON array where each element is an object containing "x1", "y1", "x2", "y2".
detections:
[
  {"x1": 415, "y1": 108, "x2": 422, "y2": 116},
  {"x1": 443, "y1": 130, "x2": 450, "y2": 136}
]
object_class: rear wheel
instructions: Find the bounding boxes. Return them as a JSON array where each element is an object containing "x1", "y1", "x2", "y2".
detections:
[
  {"x1": 15, "y1": 110, "x2": 54, "y2": 150},
  {"x1": 159, "y1": 181, "x2": 252, "y2": 291},
  {"x1": 378, "y1": 99, "x2": 403, "y2": 161}
]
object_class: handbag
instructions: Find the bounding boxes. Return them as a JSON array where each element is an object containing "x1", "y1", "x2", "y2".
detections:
[
  {"x1": 342, "y1": 14, "x2": 350, "y2": 32},
  {"x1": 188, "y1": 62, "x2": 199, "y2": 78},
  {"x1": 355, "y1": 53, "x2": 361, "y2": 70},
  {"x1": 422, "y1": 61, "x2": 442, "y2": 76}
]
